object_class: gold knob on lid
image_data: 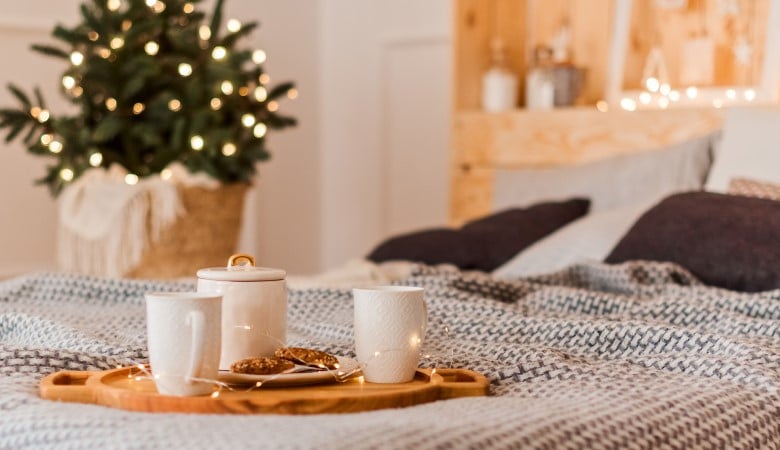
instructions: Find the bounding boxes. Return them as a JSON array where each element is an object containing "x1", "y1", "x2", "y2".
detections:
[{"x1": 227, "y1": 253, "x2": 255, "y2": 268}]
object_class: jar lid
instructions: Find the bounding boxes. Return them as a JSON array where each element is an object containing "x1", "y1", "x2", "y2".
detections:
[{"x1": 197, "y1": 253, "x2": 286, "y2": 282}]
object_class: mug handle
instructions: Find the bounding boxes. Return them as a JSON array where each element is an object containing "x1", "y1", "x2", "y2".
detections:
[
  {"x1": 420, "y1": 297, "x2": 428, "y2": 341},
  {"x1": 186, "y1": 310, "x2": 206, "y2": 384}
]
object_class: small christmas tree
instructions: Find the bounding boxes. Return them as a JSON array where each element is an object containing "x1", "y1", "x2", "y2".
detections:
[{"x1": 0, "y1": 0, "x2": 296, "y2": 195}]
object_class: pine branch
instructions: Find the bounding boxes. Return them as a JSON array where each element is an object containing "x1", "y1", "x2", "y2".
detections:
[
  {"x1": 209, "y1": 0, "x2": 225, "y2": 43},
  {"x1": 34, "y1": 87, "x2": 47, "y2": 109},
  {"x1": 268, "y1": 82, "x2": 295, "y2": 100},
  {"x1": 52, "y1": 25, "x2": 91, "y2": 46},
  {"x1": 79, "y1": 3, "x2": 105, "y2": 36},
  {"x1": 30, "y1": 44, "x2": 69, "y2": 59},
  {"x1": 220, "y1": 21, "x2": 258, "y2": 48},
  {"x1": 7, "y1": 84, "x2": 31, "y2": 107}
]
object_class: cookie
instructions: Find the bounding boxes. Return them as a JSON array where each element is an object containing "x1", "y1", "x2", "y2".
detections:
[
  {"x1": 230, "y1": 356, "x2": 295, "y2": 375},
  {"x1": 275, "y1": 347, "x2": 339, "y2": 370}
]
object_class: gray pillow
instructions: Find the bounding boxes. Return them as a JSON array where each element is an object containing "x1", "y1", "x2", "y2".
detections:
[{"x1": 492, "y1": 133, "x2": 715, "y2": 212}]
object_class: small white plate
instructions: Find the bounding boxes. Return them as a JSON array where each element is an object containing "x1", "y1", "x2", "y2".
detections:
[{"x1": 217, "y1": 357, "x2": 361, "y2": 387}]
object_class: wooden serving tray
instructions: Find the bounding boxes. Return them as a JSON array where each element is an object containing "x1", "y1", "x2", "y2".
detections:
[{"x1": 39, "y1": 366, "x2": 489, "y2": 414}]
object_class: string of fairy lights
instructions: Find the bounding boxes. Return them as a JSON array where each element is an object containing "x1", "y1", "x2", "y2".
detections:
[{"x1": 21, "y1": 0, "x2": 297, "y2": 188}]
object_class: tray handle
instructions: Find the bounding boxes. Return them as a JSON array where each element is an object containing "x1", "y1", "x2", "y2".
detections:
[
  {"x1": 434, "y1": 368, "x2": 490, "y2": 399},
  {"x1": 39, "y1": 370, "x2": 98, "y2": 404}
]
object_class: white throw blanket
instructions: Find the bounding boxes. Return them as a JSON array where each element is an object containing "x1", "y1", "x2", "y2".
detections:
[{"x1": 57, "y1": 164, "x2": 218, "y2": 278}]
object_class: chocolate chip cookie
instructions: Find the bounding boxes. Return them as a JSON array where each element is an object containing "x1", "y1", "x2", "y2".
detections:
[
  {"x1": 230, "y1": 356, "x2": 295, "y2": 375},
  {"x1": 275, "y1": 347, "x2": 339, "y2": 370}
]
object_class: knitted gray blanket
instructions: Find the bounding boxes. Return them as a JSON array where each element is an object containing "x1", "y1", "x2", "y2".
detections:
[{"x1": 1, "y1": 262, "x2": 778, "y2": 449}]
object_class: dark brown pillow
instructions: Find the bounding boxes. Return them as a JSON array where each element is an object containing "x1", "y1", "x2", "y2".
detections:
[
  {"x1": 606, "y1": 191, "x2": 780, "y2": 292},
  {"x1": 367, "y1": 198, "x2": 590, "y2": 272}
]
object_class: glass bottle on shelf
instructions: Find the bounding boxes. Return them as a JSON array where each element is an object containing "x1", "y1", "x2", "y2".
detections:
[
  {"x1": 481, "y1": 38, "x2": 518, "y2": 112},
  {"x1": 525, "y1": 46, "x2": 555, "y2": 110}
]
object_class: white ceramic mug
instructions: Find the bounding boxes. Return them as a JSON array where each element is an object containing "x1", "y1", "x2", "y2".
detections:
[
  {"x1": 197, "y1": 253, "x2": 287, "y2": 371},
  {"x1": 353, "y1": 286, "x2": 427, "y2": 383},
  {"x1": 145, "y1": 292, "x2": 222, "y2": 397}
]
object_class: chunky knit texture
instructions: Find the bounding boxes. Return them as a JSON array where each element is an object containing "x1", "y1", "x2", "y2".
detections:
[{"x1": 1, "y1": 262, "x2": 779, "y2": 449}]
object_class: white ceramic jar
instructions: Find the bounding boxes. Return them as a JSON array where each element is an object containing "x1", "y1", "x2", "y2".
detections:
[{"x1": 196, "y1": 253, "x2": 287, "y2": 371}]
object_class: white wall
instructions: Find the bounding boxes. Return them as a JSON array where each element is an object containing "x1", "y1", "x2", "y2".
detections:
[
  {"x1": 319, "y1": 0, "x2": 452, "y2": 268},
  {"x1": 0, "y1": 0, "x2": 452, "y2": 276},
  {"x1": 222, "y1": 0, "x2": 323, "y2": 274},
  {"x1": 0, "y1": 4, "x2": 79, "y2": 276}
]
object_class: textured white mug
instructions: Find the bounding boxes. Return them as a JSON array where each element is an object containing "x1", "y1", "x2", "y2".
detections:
[
  {"x1": 353, "y1": 286, "x2": 427, "y2": 383},
  {"x1": 145, "y1": 292, "x2": 222, "y2": 396}
]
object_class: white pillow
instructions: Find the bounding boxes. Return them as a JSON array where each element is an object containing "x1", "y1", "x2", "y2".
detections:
[
  {"x1": 492, "y1": 134, "x2": 714, "y2": 212},
  {"x1": 706, "y1": 107, "x2": 780, "y2": 191},
  {"x1": 492, "y1": 203, "x2": 650, "y2": 279}
]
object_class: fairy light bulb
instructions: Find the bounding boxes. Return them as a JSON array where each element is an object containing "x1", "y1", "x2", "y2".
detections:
[
  {"x1": 105, "y1": 98, "x2": 117, "y2": 111},
  {"x1": 168, "y1": 99, "x2": 182, "y2": 111},
  {"x1": 59, "y1": 168, "x2": 74, "y2": 181},
  {"x1": 144, "y1": 41, "x2": 159, "y2": 56},
  {"x1": 183, "y1": 2, "x2": 194, "y2": 13},
  {"x1": 62, "y1": 76, "x2": 76, "y2": 90},
  {"x1": 645, "y1": 77, "x2": 660, "y2": 93},
  {"x1": 267, "y1": 100, "x2": 279, "y2": 112},
  {"x1": 638, "y1": 92, "x2": 651, "y2": 105},
  {"x1": 745, "y1": 89, "x2": 757, "y2": 102},
  {"x1": 658, "y1": 96, "x2": 670, "y2": 109},
  {"x1": 49, "y1": 140, "x2": 63, "y2": 153},
  {"x1": 686, "y1": 86, "x2": 698, "y2": 99},
  {"x1": 89, "y1": 152, "x2": 103, "y2": 167},
  {"x1": 88, "y1": 31, "x2": 99, "y2": 41},
  {"x1": 37, "y1": 109, "x2": 50, "y2": 123},
  {"x1": 211, "y1": 46, "x2": 227, "y2": 60},
  {"x1": 110, "y1": 37, "x2": 124, "y2": 50},
  {"x1": 178, "y1": 63, "x2": 193, "y2": 77},
  {"x1": 726, "y1": 89, "x2": 736, "y2": 100},
  {"x1": 132, "y1": 102, "x2": 145, "y2": 114},
  {"x1": 30, "y1": 106, "x2": 41, "y2": 118},
  {"x1": 238, "y1": 86, "x2": 249, "y2": 97},
  {"x1": 145, "y1": 0, "x2": 155, "y2": 6},
  {"x1": 620, "y1": 97, "x2": 637, "y2": 111},
  {"x1": 161, "y1": 168, "x2": 173, "y2": 180},
  {"x1": 221, "y1": 142, "x2": 237, "y2": 156},
  {"x1": 125, "y1": 173, "x2": 139, "y2": 185},
  {"x1": 99, "y1": 48, "x2": 111, "y2": 59},
  {"x1": 287, "y1": 88, "x2": 298, "y2": 100},
  {"x1": 226, "y1": 19, "x2": 241, "y2": 33},
  {"x1": 241, "y1": 114, "x2": 256, "y2": 127},
  {"x1": 210, "y1": 98, "x2": 222, "y2": 110},
  {"x1": 40, "y1": 134, "x2": 53, "y2": 146},
  {"x1": 253, "y1": 86, "x2": 267, "y2": 102},
  {"x1": 659, "y1": 83, "x2": 671, "y2": 96},
  {"x1": 152, "y1": 1, "x2": 165, "y2": 13},
  {"x1": 199, "y1": 26, "x2": 211, "y2": 41},
  {"x1": 107, "y1": 0, "x2": 121, "y2": 11},
  {"x1": 253, "y1": 122, "x2": 267, "y2": 138},
  {"x1": 258, "y1": 73, "x2": 270, "y2": 84},
  {"x1": 70, "y1": 51, "x2": 84, "y2": 66},
  {"x1": 669, "y1": 90, "x2": 681, "y2": 102},
  {"x1": 252, "y1": 49, "x2": 267, "y2": 64},
  {"x1": 596, "y1": 100, "x2": 608, "y2": 112},
  {"x1": 220, "y1": 80, "x2": 234, "y2": 95},
  {"x1": 121, "y1": 20, "x2": 132, "y2": 32},
  {"x1": 190, "y1": 135, "x2": 204, "y2": 150}
]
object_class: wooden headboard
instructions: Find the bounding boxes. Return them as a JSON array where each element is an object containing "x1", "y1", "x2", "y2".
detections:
[{"x1": 449, "y1": 108, "x2": 724, "y2": 224}]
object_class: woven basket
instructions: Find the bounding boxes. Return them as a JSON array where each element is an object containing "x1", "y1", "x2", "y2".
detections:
[{"x1": 127, "y1": 183, "x2": 250, "y2": 279}]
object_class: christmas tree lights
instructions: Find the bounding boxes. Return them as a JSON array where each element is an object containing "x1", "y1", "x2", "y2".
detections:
[{"x1": 0, "y1": 0, "x2": 296, "y2": 195}]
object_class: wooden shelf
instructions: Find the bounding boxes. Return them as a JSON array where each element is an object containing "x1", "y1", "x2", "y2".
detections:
[{"x1": 448, "y1": 0, "x2": 739, "y2": 224}]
